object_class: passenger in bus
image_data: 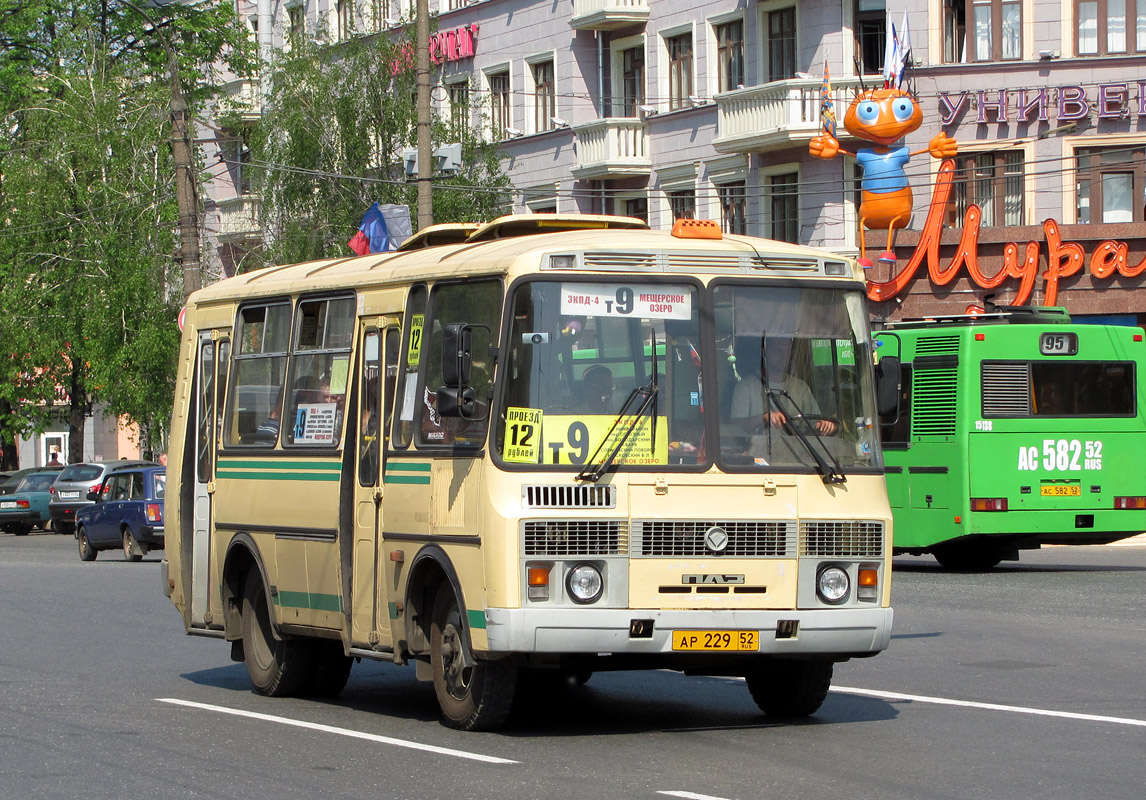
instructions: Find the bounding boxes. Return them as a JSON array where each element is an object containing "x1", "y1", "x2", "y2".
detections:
[
  {"x1": 253, "y1": 389, "x2": 284, "y2": 444},
  {"x1": 730, "y1": 338, "x2": 836, "y2": 436},
  {"x1": 576, "y1": 365, "x2": 615, "y2": 414}
]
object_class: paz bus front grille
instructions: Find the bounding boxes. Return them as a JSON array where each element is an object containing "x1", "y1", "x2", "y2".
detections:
[
  {"x1": 630, "y1": 520, "x2": 796, "y2": 557},
  {"x1": 522, "y1": 520, "x2": 627, "y2": 556},
  {"x1": 800, "y1": 520, "x2": 885, "y2": 557}
]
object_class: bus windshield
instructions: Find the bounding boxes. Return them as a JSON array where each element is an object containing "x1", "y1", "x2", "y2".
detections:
[
  {"x1": 714, "y1": 283, "x2": 880, "y2": 471},
  {"x1": 498, "y1": 279, "x2": 703, "y2": 468}
]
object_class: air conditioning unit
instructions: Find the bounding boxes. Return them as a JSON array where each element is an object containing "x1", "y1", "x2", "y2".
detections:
[
  {"x1": 434, "y1": 143, "x2": 463, "y2": 174},
  {"x1": 401, "y1": 147, "x2": 418, "y2": 176}
]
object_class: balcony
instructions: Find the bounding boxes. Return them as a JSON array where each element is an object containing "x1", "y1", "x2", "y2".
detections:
[
  {"x1": 217, "y1": 79, "x2": 262, "y2": 121},
  {"x1": 217, "y1": 195, "x2": 261, "y2": 242},
  {"x1": 569, "y1": 0, "x2": 649, "y2": 31},
  {"x1": 712, "y1": 75, "x2": 864, "y2": 154},
  {"x1": 570, "y1": 118, "x2": 650, "y2": 180}
]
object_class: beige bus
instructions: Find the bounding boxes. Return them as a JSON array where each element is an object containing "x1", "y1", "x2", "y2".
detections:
[{"x1": 163, "y1": 215, "x2": 896, "y2": 730}]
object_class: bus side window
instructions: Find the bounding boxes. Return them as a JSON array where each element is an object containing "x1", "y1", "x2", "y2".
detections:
[
  {"x1": 284, "y1": 296, "x2": 354, "y2": 447},
  {"x1": 227, "y1": 302, "x2": 291, "y2": 446},
  {"x1": 394, "y1": 285, "x2": 428, "y2": 449}
]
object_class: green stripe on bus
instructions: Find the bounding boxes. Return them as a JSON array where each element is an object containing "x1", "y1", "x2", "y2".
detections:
[
  {"x1": 218, "y1": 460, "x2": 340, "y2": 470},
  {"x1": 384, "y1": 474, "x2": 432, "y2": 485},
  {"x1": 217, "y1": 470, "x2": 341, "y2": 481},
  {"x1": 273, "y1": 590, "x2": 343, "y2": 612},
  {"x1": 467, "y1": 609, "x2": 487, "y2": 630},
  {"x1": 386, "y1": 462, "x2": 432, "y2": 472}
]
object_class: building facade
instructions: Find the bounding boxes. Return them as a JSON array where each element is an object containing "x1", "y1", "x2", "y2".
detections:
[{"x1": 202, "y1": 0, "x2": 1146, "y2": 325}]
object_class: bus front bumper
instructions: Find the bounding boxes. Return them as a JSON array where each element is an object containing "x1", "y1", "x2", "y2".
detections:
[{"x1": 483, "y1": 606, "x2": 893, "y2": 657}]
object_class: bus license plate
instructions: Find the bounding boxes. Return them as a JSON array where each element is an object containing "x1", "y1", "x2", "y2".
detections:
[
  {"x1": 1041, "y1": 485, "x2": 1080, "y2": 497},
  {"x1": 672, "y1": 630, "x2": 759, "y2": 652}
]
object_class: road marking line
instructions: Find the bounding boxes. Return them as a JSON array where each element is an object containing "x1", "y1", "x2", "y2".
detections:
[
  {"x1": 157, "y1": 698, "x2": 518, "y2": 764},
  {"x1": 658, "y1": 792, "x2": 734, "y2": 800},
  {"x1": 833, "y1": 686, "x2": 1146, "y2": 728}
]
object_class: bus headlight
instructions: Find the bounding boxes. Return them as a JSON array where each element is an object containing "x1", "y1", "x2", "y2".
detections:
[
  {"x1": 817, "y1": 566, "x2": 850, "y2": 605},
  {"x1": 566, "y1": 564, "x2": 603, "y2": 604}
]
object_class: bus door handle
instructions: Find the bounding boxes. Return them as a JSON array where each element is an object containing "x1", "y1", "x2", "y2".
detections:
[{"x1": 373, "y1": 487, "x2": 383, "y2": 504}]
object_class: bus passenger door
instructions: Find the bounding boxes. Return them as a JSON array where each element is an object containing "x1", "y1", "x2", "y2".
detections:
[
  {"x1": 192, "y1": 333, "x2": 228, "y2": 626},
  {"x1": 350, "y1": 323, "x2": 399, "y2": 649}
]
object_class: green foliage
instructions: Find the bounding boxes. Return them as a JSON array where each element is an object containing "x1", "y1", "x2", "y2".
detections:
[
  {"x1": 252, "y1": 28, "x2": 512, "y2": 266},
  {"x1": 0, "y1": 1, "x2": 254, "y2": 462}
]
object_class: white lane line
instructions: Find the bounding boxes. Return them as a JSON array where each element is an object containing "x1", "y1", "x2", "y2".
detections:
[
  {"x1": 833, "y1": 686, "x2": 1146, "y2": 728},
  {"x1": 658, "y1": 792, "x2": 734, "y2": 800},
  {"x1": 157, "y1": 698, "x2": 519, "y2": 764}
]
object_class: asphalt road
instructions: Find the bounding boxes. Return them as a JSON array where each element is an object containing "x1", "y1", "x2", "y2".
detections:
[{"x1": 2, "y1": 533, "x2": 1144, "y2": 800}]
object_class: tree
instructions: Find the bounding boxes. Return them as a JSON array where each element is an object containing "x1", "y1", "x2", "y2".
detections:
[
  {"x1": 0, "y1": 1, "x2": 253, "y2": 468},
  {"x1": 250, "y1": 24, "x2": 513, "y2": 267}
]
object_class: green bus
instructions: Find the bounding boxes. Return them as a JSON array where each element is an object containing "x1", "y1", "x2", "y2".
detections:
[{"x1": 874, "y1": 307, "x2": 1146, "y2": 569}]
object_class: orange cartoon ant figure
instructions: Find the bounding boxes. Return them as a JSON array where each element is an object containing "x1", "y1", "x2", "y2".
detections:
[{"x1": 809, "y1": 87, "x2": 957, "y2": 267}]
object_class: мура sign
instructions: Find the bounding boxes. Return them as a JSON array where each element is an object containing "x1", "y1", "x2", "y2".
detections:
[{"x1": 867, "y1": 160, "x2": 1146, "y2": 306}]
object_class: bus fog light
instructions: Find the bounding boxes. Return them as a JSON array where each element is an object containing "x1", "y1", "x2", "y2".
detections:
[
  {"x1": 817, "y1": 566, "x2": 850, "y2": 605},
  {"x1": 566, "y1": 564, "x2": 603, "y2": 604}
]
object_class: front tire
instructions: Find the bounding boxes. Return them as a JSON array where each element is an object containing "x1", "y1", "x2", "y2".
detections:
[
  {"x1": 240, "y1": 573, "x2": 314, "y2": 696},
  {"x1": 430, "y1": 589, "x2": 516, "y2": 731},
  {"x1": 745, "y1": 659, "x2": 833, "y2": 717},
  {"x1": 77, "y1": 527, "x2": 97, "y2": 561}
]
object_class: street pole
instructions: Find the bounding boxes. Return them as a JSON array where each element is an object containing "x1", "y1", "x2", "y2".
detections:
[{"x1": 416, "y1": 0, "x2": 433, "y2": 230}]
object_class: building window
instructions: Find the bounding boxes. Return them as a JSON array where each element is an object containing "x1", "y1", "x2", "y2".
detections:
[
  {"x1": 717, "y1": 181, "x2": 747, "y2": 234},
  {"x1": 222, "y1": 127, "x2": 253, "y2": 196},
  {"x1": 856, "y1": 0, "x2": 887, "y2": 74},
  {"x1": 336, "y1": 0, "x2": 353, "y2": 40},
  {"x1": 532, "y1": 60, "x2": 555, "y2": 133},
  {"x1": 943, "y1": 0, "x2": 967, "y2": 62},
  {"x1": 1077, "y1": 0, "x2": 1146, "y2": 55},
  {"x1": 620, "y1": 45, "x2": 645, "y2": 116},
  {"x1": 288, "y1": 5, "x2": 304, "y2": 39},
  {"x1": 768, "y1": 172, "x2": 799, "y2": 243},
  {"x1": 624, "y1": 196, "x2": 649, "y2": 223},
  {"x1": 766, "y1": 7, "x2": 796, "y2": 82},
  {"x1": 948, "y1": 151, "x2": 1025, "y2": 227},
  {"x1": 667, "y1": 188, "x2": 696, "y2": 220},
  {"x1": 488, "y1": 71, "x2": 510, "y2": 139},
  {"x1": 1077, "y1": 147, "x2": 1146, "y2": 224},
  {"x1": 666, "y1": 32, "x2": 693, "y2": 111},
  {"x1": 967, "y1": 0, "x2": 1021, "y2": 61},
  {"x1": 715, "y1": 20, "x2": 744, "y2": 93},
  {"x1": 447, "y1": 81, "x2": 470, "y2": 140}
]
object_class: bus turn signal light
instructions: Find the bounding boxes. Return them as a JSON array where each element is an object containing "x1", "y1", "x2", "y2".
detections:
[
  {"x1": 857, "y1": 567, "x2": 879, "y2": 601},
  {"x1": 1114, "y1": 496, "x2": 1146, "y2": 509},
  {"x1": 671, "y1": 218, "x2": 722, "y2": 240},
  {"x1": 970, "y1": 498, "x2": 1008, "y2": 511},
  {"x1": 527, "y1": 565, "x2": 551, "y2": 601}
]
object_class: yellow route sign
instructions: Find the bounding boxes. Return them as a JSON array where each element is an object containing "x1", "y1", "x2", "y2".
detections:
[{"x1": 504, "y1": 407, "x2": 543, "y2": 463}]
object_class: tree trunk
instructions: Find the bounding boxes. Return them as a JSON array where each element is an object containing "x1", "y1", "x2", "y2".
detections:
[
  {"x1": 68, "y1": 363, "x2": 87, "y2": 465},
  {"x1": 0, "y1": 400, "x2": 18, "y2": 471}
]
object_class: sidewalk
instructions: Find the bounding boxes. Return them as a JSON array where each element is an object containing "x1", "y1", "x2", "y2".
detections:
[{"x1": 1110, "y1": 532, "x2": 1146, "y2": 546}]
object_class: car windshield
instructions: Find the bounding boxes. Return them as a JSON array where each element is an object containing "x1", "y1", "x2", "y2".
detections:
[
  {"x1": 496, "y1": 279, "x2": 702, "y2": 469},
  {"x1": 713, "y1": 283, "x2": 881, "y2": 471}
]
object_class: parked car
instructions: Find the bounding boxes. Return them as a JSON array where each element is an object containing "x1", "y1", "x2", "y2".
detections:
[
  {"x1": 0, "y1": 471, "x2": 62, "y2": 534},
  {"x1": 0, "y1": 465, "x2": 63, "y2": 496},
  {"x1": 49, "y1": 460, "x2": 151, "y2": 535},
  {"x1": 75, "y1": 465, "x2": 165, "y2": 561}
]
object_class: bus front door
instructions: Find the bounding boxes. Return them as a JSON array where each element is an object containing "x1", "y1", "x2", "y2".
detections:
[
  {"x1": 192, "y1": 333, "x2": 228, "y2": 627},
  {"x1": 350, "y1": 324, "x2": 399, "y2": 650}
]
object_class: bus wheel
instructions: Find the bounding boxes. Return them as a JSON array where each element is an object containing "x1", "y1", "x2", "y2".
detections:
[
  {"x1": 430, "y1": 589, "x2": 516, "y2": 731},
  {"x1": 303, "y1": 640, "x2": 353, "y2": 698},
  {"x1": 745, "y1": 659, "x2": 833, "y2": 717},
  {"x1": 241, "y1": 573, "x2": 314, "y2": 697},
  {"x1": 932, "y1": 542, "x2": 1004, "y2": 571},
  {"x1": 77, "y1": 527, "x2": 97, "y2": 561}
]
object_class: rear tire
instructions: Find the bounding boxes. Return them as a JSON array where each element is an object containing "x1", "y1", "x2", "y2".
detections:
[
  {"x1": 745, "y1": 659, "x2": 833, "y2": 717},
  {"x1": 9, "y1": 524, "x2": 31, "y2": 536},
  {"x1": 77, "y1": 527, "x2": 97, "y2": 561},
  {"x1": 240, "y1": 573, "x2": 314, "y2": 696},
  {"x1": 122, "y1": 529, "x2": 143, "y2": 562},
  {"x1": 932, "y1": 542, "x2": 1004, "y2": 571},
  {"x1": 430, "y1": 588, "x2": 516, "y2": 731}
]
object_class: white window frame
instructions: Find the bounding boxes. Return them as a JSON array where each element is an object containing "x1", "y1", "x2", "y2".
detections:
[
  {"x1": 927, "y1": 0, "x2": 1036, "y2": 62},
  {"x1": 610, "y1": 33, "x2": 647, "y2": 117},
  {"x1": 483, "y1": 63, "x2": 513, "y2": 142},
  {"x1": 525, "y1": 51, "x2": 558, "y2": 135},
  {"x1": 1063, "y1": 134, "x2": 1144, "y2": 224},
  {"x1": 657, "y1": 162, "x2": 699, "y2": 229},
  {"x1": 708, "y1": 11, "x2": 746, "y2": 98},
  {"x1": 614, "y1": 190, "x2": 650, "y2": 222},
  {"x1": 443, "y1": 76, "x2": 471, "y2": 138},
  {"x1": 757, "y1": 0, "x2": 798, "y2": 85},
  {"x1": 760, "y1": 161, "x2": 802, "y2": 243},
  {"x1": 659, "y1": 22, "x2": 696, "y2": 111},
  {"x1": 523, "y1": 184, "x2": 560, "y2": 214},
  {"x1": 706, "y1": 154, "x2": 750, "y2": 233},
  {"x1": 945, "y1": 140, "x2": 1035, "y2": 227}
]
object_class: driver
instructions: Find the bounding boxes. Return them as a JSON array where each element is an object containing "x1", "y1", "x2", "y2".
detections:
[{"x1": 730, "y1": 337, "x2": 837, "y2": 436}]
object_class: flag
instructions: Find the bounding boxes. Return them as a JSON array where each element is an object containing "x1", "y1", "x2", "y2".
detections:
[
  {"x1": 820, "y1": 57, "x2": 837, "y2": 138},
  {"x1": 897, "y1": 10, "x2": 913, "y2": 88},
  {"x1": 882, "y1": 11, "x2": 900, "y2": 88},
  {"x1": 348, "y1": 202, "x2": 389, "y2": 255}
]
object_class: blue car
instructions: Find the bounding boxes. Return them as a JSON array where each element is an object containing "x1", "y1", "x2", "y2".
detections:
[
  {"x1": 75, "y1": 465, "x2": 165, "y2": 562},
  {"x1": 0, "y1": 472, "x2": 60, "y2": 535}
]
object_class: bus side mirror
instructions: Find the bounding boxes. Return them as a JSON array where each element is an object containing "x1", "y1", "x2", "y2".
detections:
[
  {"x1": 875, "y1": 356, "x2": 901, "y2": 417},
  {"x1": 441, "y1": 323, "x2": 472, "y2": 387}
]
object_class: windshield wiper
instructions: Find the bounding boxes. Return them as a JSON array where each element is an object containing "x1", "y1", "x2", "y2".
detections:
[
  {"x1": 765, "y1": 388, "x2": 847, "y2": 485},
  {"x1": 577, "y1": 333, "x2": 659, "y2": 483}
]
